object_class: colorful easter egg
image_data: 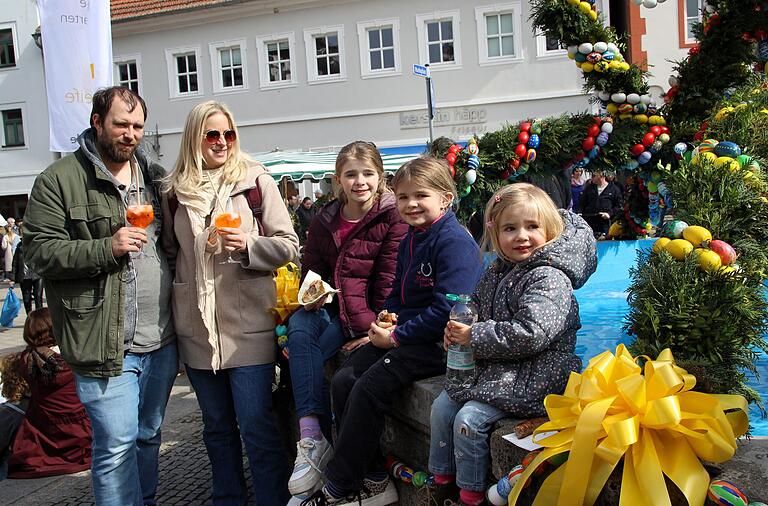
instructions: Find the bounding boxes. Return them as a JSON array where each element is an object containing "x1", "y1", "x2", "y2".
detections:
[
  {"x1": 596, "y1": 132, "x2": 609, "y2": 146},
  {"x1": 578, "y1": 42, "x2": 593, "y2": 54},
  {"x1": 528, "y1": 134, "x2": 541, "y2": 149},
  {"x1": 618, "y1": 103, "x2": 633, "y2": 114},
  {"x1": 626, "y1": 93, "x2": 641, "y2": 104},
  {"x1": 467, "y1": 154, "x2": 480, "y2": 170},
  {"x1": 638, "y1": 151, "x2": 652, "y2": 164},
  {"x1": 673, "y1": 142, "x2": 687, "y2": 154},
  {"x1": 594, "y1": 61, "x2": 610, "y2": 72},
  {"x1": 465, "y1": 169, "x2": 477, "y2": 185},
  {"x1": 611, "y1": 92, "x2": 626, "y2": 103},
  {"x1": 699, "y1": 139, "x2": 719, "y2": 153},
  {"x1": 661, "y1": 219, "x2": 688, "y2": 239},
  {"x1": 714, "y1": 141, "x2": 741, "y2": 158},
  {"x1": 593, "y1": 41, "x2": 608, "y2": 53},
  {"x1": 586, "y1": 52, "x2": 602, "y2": 63},
  {"x1": 530, "y1": 122, "x2": 542, "y2": 135},
  {"x1": 707, "y1": 480, "x2": 748, "y2": 506},
  {"x1": 526, "y1": 149, "x2": 537, "y2": 163}
]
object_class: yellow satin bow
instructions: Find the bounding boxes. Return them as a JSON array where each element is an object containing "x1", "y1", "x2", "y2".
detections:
[
  {"x1": 272, "y1": 262, "x2": 300, "y2": 323},
  {"x1": 508, "y1": 344, "x2": 749, "y2": 506}
]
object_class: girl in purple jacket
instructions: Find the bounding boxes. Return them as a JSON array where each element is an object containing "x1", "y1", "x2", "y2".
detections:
[
  {"x1": 300, "y1": 158, "x2": 483, "y2": 505},
  {"x1": 287, "y1": 141, "x2": 407, "y2": 498}
]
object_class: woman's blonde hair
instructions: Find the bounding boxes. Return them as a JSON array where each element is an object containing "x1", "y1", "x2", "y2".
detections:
[
  {"x1": 391, "y1": 157, "x2": 457, "y2": 202},
  {"x1": 333, "y1": 141, "x2": 390, "y2": 204},
  {"x1": 165, "y1": 101, "x2": 251, "y2": 195},
  {"x1": 481, "y1": 183, "x2": 564, "y2": 262}
]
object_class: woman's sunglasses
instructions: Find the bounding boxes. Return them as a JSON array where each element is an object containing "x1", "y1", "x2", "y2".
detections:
[{"x1": 204, "y1": 129, "x2": 237, "y2": 144}]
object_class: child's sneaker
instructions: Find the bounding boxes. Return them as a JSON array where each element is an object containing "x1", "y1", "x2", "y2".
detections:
[
  {"x1": 342, "y1": 477, "x2": 398, "y2": 506},
  {"x1": 300, "y1": 487, "x2": 344, "y2": 506},
  {"x1": 419, "y1": 481, "x2": 460, "y2": 506},
  {"x1": 289, "y1": 437, "x2": 332, "y2": 495}
]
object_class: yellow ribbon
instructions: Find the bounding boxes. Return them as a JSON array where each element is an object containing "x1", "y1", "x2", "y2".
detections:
[
  {"x1": 508, "y1": 344, "x2": 749, "y2": 506},
  {"x1": 271, "y1": 262, "x2": 300, "y2": 323}
]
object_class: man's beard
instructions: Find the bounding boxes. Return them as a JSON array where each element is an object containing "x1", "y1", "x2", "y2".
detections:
[{"x1": 97, "y1": 131, "x2": 137, "y2": 164}]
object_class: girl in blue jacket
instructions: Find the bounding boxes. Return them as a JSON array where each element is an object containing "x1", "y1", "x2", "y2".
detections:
[
  {"x1": 428, "y1": 183, "x2": 597, "y2": 505},
  {"x1": 301, "y1": 158, "x2": 483, "y2": 505}
]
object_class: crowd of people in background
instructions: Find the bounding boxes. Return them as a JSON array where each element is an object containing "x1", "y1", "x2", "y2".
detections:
[{"x1": 0, "y1": 86, "x2": 606, "y2": 506}]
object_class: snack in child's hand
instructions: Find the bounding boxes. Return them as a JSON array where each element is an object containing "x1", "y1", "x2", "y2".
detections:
[
  {"x1": 302, "y1": 279, "x2": 325, "y2": 303},
  {"x1": 376, "y1": 310, "x2": 398, "y2": 329},
  {"x1": 513, "y1": 417, "x2": 549, "y2": 439}
]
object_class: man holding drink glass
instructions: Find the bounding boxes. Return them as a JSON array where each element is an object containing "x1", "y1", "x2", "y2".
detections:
[{"x1": 22, "y1": 87, "x2": 177, "y2": 506}]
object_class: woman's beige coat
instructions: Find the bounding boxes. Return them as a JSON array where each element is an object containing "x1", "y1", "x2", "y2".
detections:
[{"x1": 166, "y1": 163, "x2": 299, "y2": 370}]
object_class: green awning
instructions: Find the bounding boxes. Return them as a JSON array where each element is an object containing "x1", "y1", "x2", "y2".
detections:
[{"x1": 251, "y1": 151, "x2": 419, "y2": 182}]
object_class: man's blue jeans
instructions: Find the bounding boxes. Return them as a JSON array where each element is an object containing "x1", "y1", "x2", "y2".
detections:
[
  {"x1": 428, "y1": 390, "x2": 508, "y2": 492},
  {"x1": 75, "y1": 341, "x2": 178, "y2": 506},
  {"x1": 287, "y1": 308, "x2": 344, "y2": 433},
  {"x1": 185, "y1": 363, "x2": 290, "y2": 506}
]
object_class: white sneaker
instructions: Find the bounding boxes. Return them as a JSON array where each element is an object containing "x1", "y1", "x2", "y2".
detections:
[{"x1": 289, "y1": 437, "x2": 332, "y2": 495}]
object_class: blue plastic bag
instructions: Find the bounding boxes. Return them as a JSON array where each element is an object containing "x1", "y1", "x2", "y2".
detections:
[{"x1": 0, "y1": 288, "x2": 21, "y2": 327}]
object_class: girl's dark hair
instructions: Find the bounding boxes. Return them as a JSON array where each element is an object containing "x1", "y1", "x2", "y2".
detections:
[
  {"x1": 90, "y1": 86, "x2": 147, "y2": 127},
  {"x1": 23, "y1": 308, "x2": 55, "y2": 348},
  {"x1": 302, "y1": 197, "x2": 312, "y2": 204}
]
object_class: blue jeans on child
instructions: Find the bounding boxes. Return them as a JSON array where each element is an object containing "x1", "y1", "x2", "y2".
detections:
[
  {"x1": 287, "y1": 308, "x2": 344, "y2": 428},
  {"x1": 428, "y1": 390, "x2": 508, "y2": 492},
  {"x1": 185, "y1": 363, "x2": 290, "y2": 506},
  {"x1": 74, "y1": 341, "x2": 178, "y2": 506}
]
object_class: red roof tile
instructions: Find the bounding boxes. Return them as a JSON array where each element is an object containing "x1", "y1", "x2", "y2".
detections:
[{"x1": 111, "y1": 0, "x2": 230, "y2": 22}]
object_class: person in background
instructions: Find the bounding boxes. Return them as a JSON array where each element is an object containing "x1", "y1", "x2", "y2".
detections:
[
  {"x1": 301, "y1": 157, "x2": 482, "y2": 506},
  {"x1": 0, "y1": 352, "x2": 29, "y2": 480},
  {"x1": 2, "y1": 225, "x2": 20, "y2": 282},
  {"x1": 7, "y1": 218, "x2": 18, "y2": 234},
  {"x1": 164, "y1": 100, "x2": 299, "y2": 506},
  {"x1": 286, "y1": 141, "x2": 406, "y2": 500},
  {"x1": 570, "y1": 167, "x2": 585, "y2": 213},
  {"x1": 288, "y1": 194, "x2": 300, "y2": 213},
  {"x1": 428, "y1": 183, "x2": 597, "y2": 505},
  {"x1": 295, "y1": 197, "x2": 317, "y2": 242},
  {"x1": 23, "y1": 86, "x2": 178, "y2": 506},
  {"x1": 6, "y1": 308, "x2": 92, "y2": 479},
  {"x1": 579, "y1": 168, "x2": 622, "y2": 238},
  {"x1": 10, "y1": 228, "x2": 43, "y2": 314}
]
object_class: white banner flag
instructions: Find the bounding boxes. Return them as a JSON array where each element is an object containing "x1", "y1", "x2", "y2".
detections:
[{"x1": 37, "y1": 0, "x2": 113, "y2": 152}]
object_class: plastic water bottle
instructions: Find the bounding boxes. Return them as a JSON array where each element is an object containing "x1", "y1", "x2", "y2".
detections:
[{"x1": 445, "y1": 294, "x2": 478, "y2": 390}]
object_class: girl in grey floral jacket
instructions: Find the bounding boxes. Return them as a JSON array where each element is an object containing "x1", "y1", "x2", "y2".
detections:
[{"x1": 428, "y1": 183, "x2": 597, "y2": 504}]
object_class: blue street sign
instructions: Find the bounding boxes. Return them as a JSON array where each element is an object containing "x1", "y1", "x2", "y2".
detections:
[{"x1": 412, "y1": 64, "x2": 428, "y2": 77}]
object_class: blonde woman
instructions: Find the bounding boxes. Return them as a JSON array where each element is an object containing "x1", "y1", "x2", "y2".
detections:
[
  {"x1": 164, "y1": 101, "x2": 299, "y2": 506},
  {"x1": 2, "y1": 225, "x2": 19, "y2": 281}
]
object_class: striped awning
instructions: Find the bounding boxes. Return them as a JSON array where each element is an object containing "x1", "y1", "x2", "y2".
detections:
[{"x1": 250, "y1": 151, "x2": 420, "y2": 182}]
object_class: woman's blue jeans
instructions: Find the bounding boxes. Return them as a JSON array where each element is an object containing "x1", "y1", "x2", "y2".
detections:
[
  {"x1": 428, "y1": 390, "x2": 507, "y2": 492},
  {"x1": 287, "y1": 308, "x2": 344, "y2": 434},
  {"x1": 186, "y1": 363, "x2": 290, "y2": 506}
]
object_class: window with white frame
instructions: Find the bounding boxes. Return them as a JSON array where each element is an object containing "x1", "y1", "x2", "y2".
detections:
[
  {"x1": 255, "y1": 33, "x2": 297, "y2": 90},
  {"x1": 0, "y1": 24, "x2": 18, "y2": 69},
  {"x1": 164, "y1": 46, "x2": 203, "y2": 99},
  {"x1": 684, "y1": 0, "x2": 704, "y2": 42},
  {"x1": 210, "y1": 39, "x2": 248, "y2": 93},
  {"x1": 475, "y1": 3, "x2": 523, "y2": 65},
  {"x1": 2, "y1": 108, "x2": 24, "y2": 147},
  {"x1": 536, "y1": 33, "x2": 567, "y2": 58},
  {"x1": 114, "y1": 54, "x2": 141, "y2": 93},
  {"x1": 357, "y1": 19, "x2": 401, "y2": 78},
  {"x1": 303, "y1": 26, "x2": 347, "y2": 83},
  {"x1": 415, "y1": 11, "x2": 461, "y2": 69}
]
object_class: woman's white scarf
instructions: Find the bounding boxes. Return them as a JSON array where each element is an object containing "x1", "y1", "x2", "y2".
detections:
[{"x1": 176, "y1": 169, "x2": 235, "y2": 370}]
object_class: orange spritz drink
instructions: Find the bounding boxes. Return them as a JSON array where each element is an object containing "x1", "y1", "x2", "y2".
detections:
[
  {"x1": 214, "y1": 212, "x2": 242, "y2": 229},
  {"x1": 126, "y1": 204, "x2": 155, "y2": 229}
]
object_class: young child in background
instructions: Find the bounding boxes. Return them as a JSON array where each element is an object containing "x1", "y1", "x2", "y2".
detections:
[
  {"x1": 301, "y1": 158, "x2": 483, "y2": 505},
  {"x1": 287, "y1": 141, "x2": 407, "y2": 499},
  {"x1": 5, "y1": 308, "x2": 92, "y2": 479},
  {"x1": 428, "y1": 183, "x2": 597, "y2": 505}
]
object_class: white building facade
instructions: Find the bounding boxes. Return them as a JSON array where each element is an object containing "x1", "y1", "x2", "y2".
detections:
[
  {"x1": 2, "y1": 0, "x2": 594, "y2": 212},
  {"x1": 0, "y1": 0, "x2": 51, "y2": 219}
]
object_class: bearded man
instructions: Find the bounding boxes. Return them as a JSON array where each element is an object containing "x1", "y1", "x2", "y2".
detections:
[{"x1": 23, "y1": 87, "x2": 177, "y2": 506}]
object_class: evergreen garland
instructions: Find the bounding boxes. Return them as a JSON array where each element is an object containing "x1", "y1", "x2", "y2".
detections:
[{"x1": 664, "y1": 0, "x2": 768, "y2": 132}]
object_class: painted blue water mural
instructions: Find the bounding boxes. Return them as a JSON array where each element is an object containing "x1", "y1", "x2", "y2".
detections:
[{"x1": 574, "y1": 240, "x2": 768, "y2": 435}]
